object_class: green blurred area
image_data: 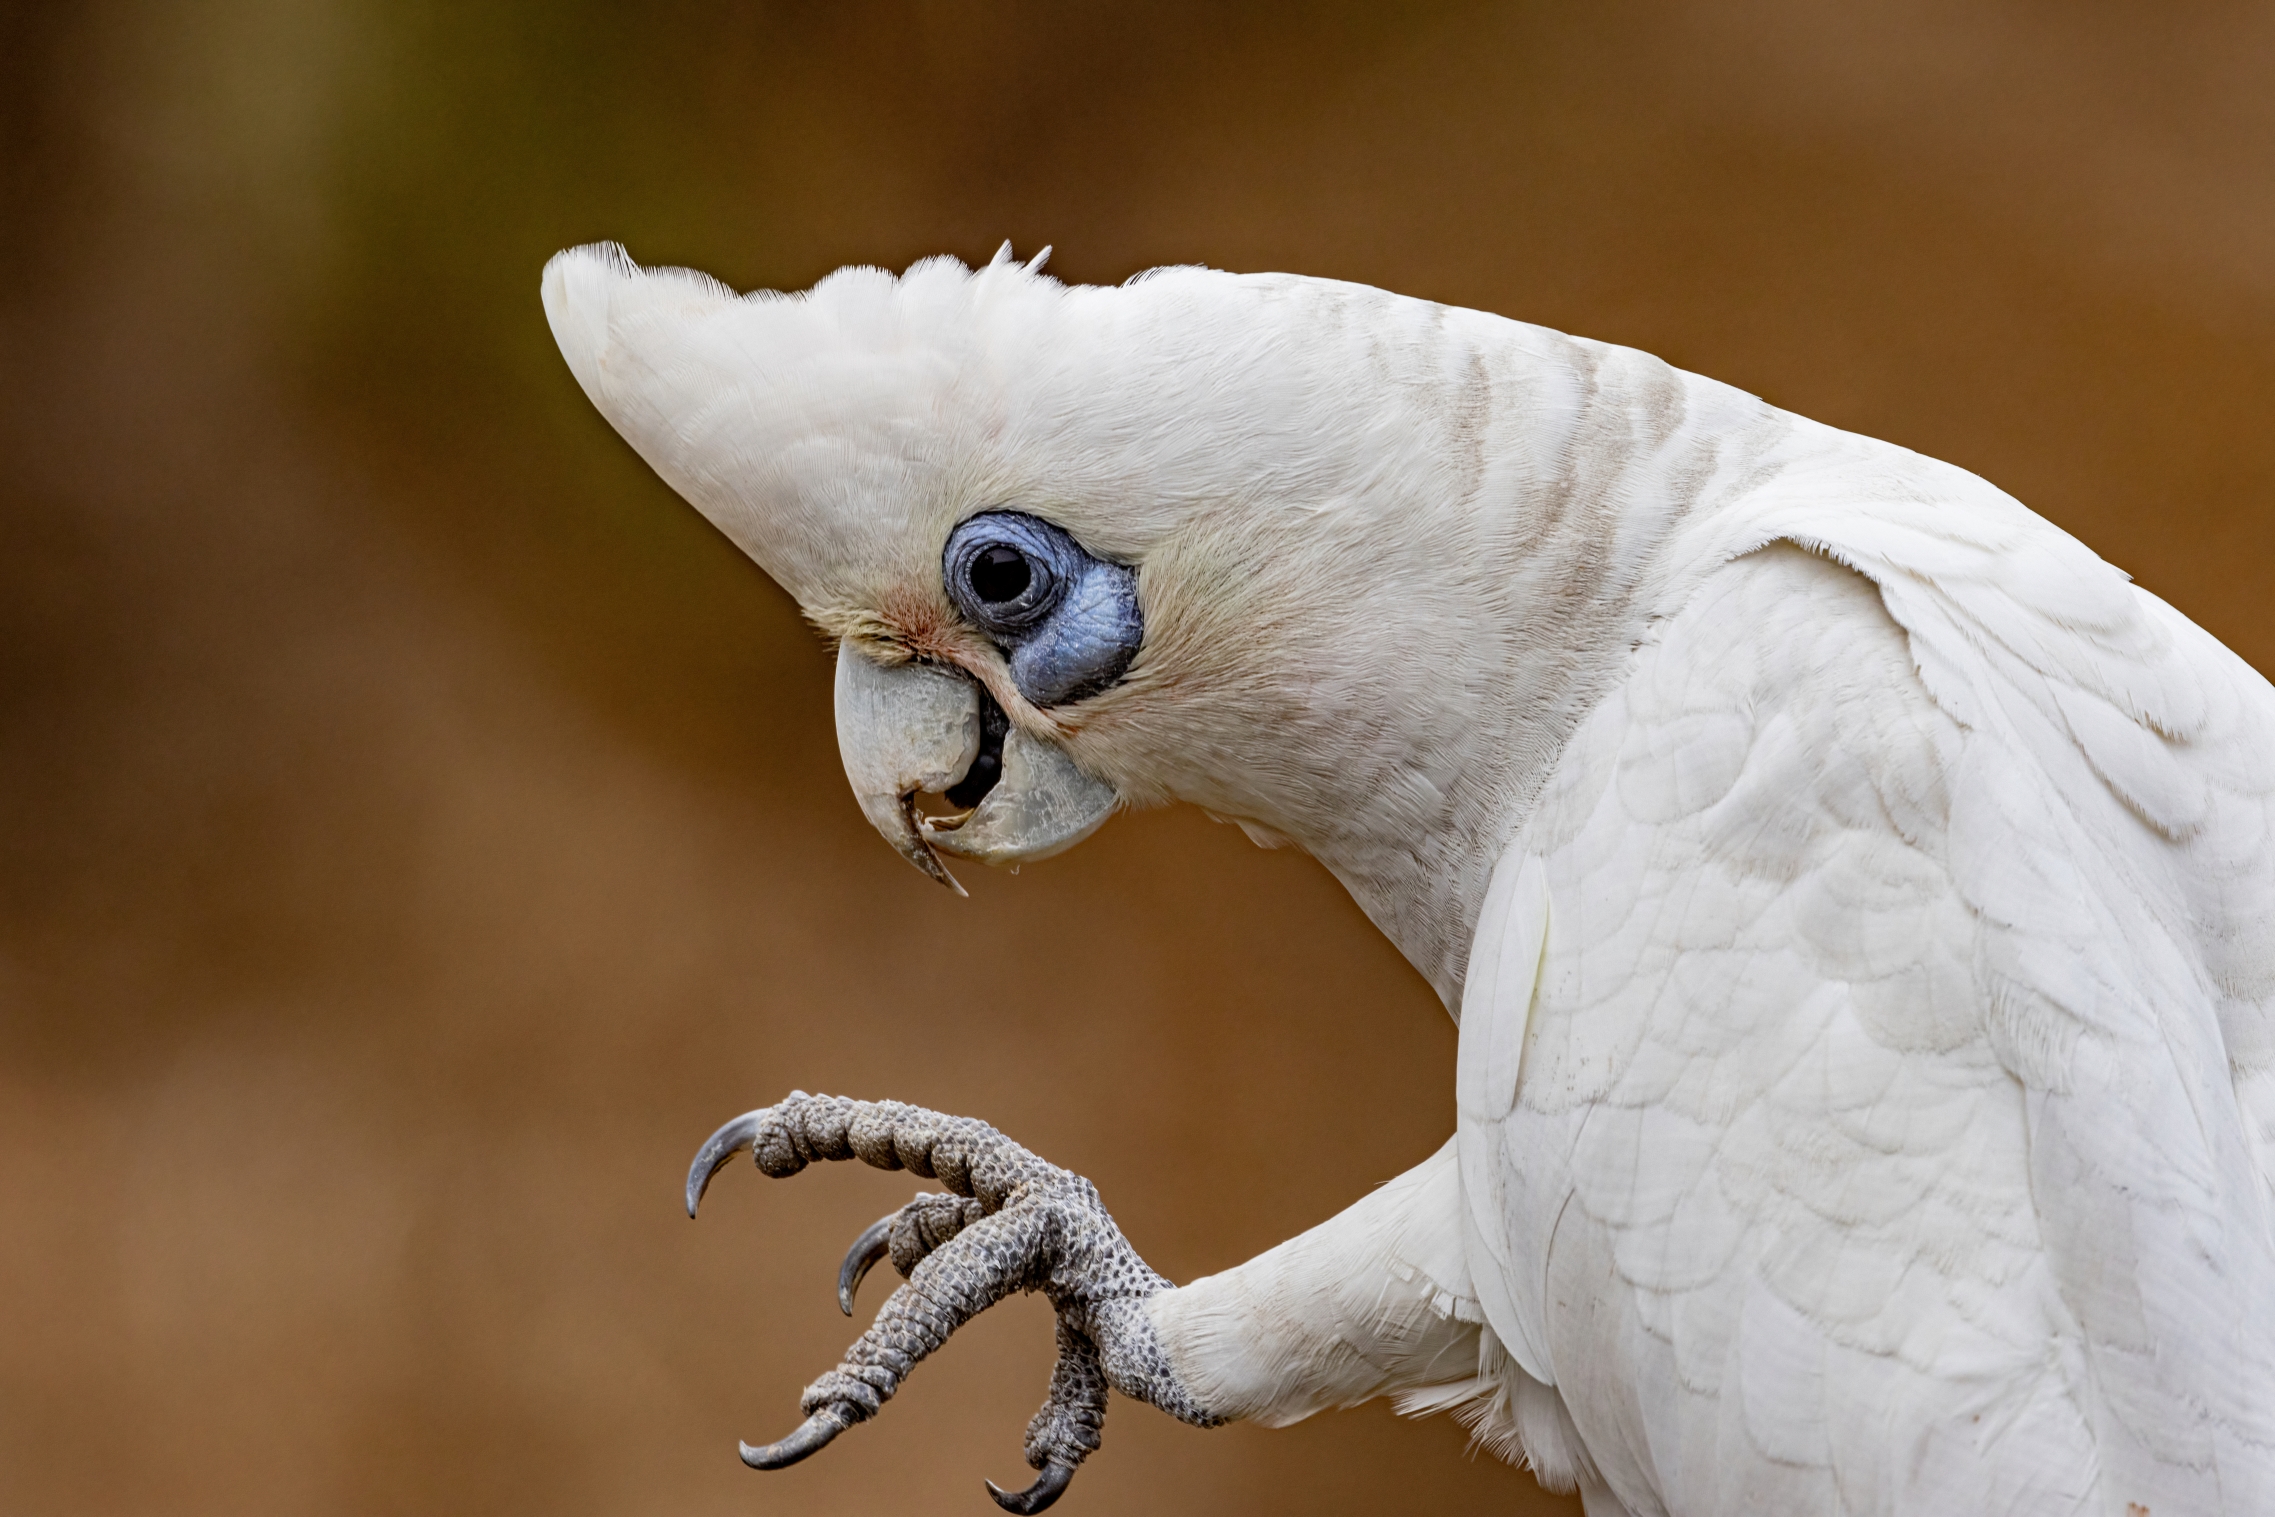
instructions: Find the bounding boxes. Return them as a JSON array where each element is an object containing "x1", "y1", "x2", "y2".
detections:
[{"x1": 2, "y1": 3, "x2": 2271, "y2": 1514}]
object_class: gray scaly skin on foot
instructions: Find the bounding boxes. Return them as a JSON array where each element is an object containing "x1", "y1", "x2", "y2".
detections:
[{"x1": 685, "y1": 1092, "x2": 1221, "y2": 1512}]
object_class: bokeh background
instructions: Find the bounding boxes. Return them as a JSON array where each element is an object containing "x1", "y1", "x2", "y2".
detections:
[{"x1": 4, "y1": 3, "x2": 2272, "y2": 1514}]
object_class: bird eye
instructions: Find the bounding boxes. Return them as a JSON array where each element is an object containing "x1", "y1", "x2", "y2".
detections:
[
  {"x1": 942, "y1": 513, "x2": 1063, "y2": 634},
  {"x1": 941, "y1": 510, "x2": 1141, "y2": 706},
  {"x1": 968, "y1": 545, "x2": 1031, "y2": 604}
]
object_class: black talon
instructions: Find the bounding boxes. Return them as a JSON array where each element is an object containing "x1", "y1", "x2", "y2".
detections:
[
  {"x1": 686, "y1": 1110, "x2": 765, "y2": 1217},
  {"x1": 986, "y1": 1461, "x2": 1076, "y2": 1515},
  {"x1": 738, "y1": 1408, "x2": 853, "y2": 1470},
  {"x1": 838, "y1": 1212, "x2": 897, "y2": 1316}
]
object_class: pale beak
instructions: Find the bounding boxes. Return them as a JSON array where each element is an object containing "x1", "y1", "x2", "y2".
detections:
[{"x1": 833, "y1": 640, "x2": 1117, "y2": 892}]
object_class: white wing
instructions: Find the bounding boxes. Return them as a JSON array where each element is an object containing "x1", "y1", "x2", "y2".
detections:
[{"x1": 1460, "y1": 450, "x2": 2275, "y2": 1516}]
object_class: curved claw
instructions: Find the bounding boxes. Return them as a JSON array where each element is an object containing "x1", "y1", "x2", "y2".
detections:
[
  {"x1": 738, "y1": 1408, "x2": 853, "y2": 1470},
  {"x1": 685, "y1": 1110, "x2": 765, "y2": 1218},
  {"x1": 838, "y1": 1212, "x2": 897, "y2": 1316},
  {"x1": 986, "y1": 1461, "x2": 1076, "y2": 1514}
]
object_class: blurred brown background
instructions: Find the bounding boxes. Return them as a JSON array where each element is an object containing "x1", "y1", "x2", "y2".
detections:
[{"x1": 3, "y1": 3, "x2": 2271, "y2": 1514}]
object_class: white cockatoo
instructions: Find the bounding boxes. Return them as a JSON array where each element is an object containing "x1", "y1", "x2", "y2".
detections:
[{"x1": 542, "y1": 242, "x2": 2275, "y2": 1517}]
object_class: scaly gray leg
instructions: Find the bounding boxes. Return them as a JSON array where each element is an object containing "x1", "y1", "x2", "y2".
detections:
[{"x1": 685, "y1": 1092, "x2": 1218, "y2": 1512}]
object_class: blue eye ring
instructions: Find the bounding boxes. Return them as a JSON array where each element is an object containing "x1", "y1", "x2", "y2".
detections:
[{"x1": 941, "y1": 511, "x2": 1143, "y2": 707}]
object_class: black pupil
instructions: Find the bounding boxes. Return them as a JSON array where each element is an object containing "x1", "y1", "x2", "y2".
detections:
[{"x1": 969, "y1": 546, "x2": 1031, "y2": 603}]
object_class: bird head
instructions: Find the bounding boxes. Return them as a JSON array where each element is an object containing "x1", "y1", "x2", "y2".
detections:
[{"x1": 543, "y1": 242, "x2": 1705, "y2": 990}]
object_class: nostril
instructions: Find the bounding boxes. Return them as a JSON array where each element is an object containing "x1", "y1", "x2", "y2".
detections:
[{"x1": 945, "y1": 686, "x2": 1010, "y2": 808}]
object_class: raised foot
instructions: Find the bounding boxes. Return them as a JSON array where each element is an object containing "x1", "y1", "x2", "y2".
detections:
[{"x1": 685, "y1": 1092, "x2": 1217, "y2": 1508}]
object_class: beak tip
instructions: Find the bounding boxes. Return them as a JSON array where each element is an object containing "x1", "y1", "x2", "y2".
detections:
[{"x1": 915, "y1": 843, "x2": 968, "y2": 896}]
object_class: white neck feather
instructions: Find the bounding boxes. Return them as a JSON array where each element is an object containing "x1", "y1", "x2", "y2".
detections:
[{"x1": 1064, "y1": 316, "x2": 1814, "y2": 1011}]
